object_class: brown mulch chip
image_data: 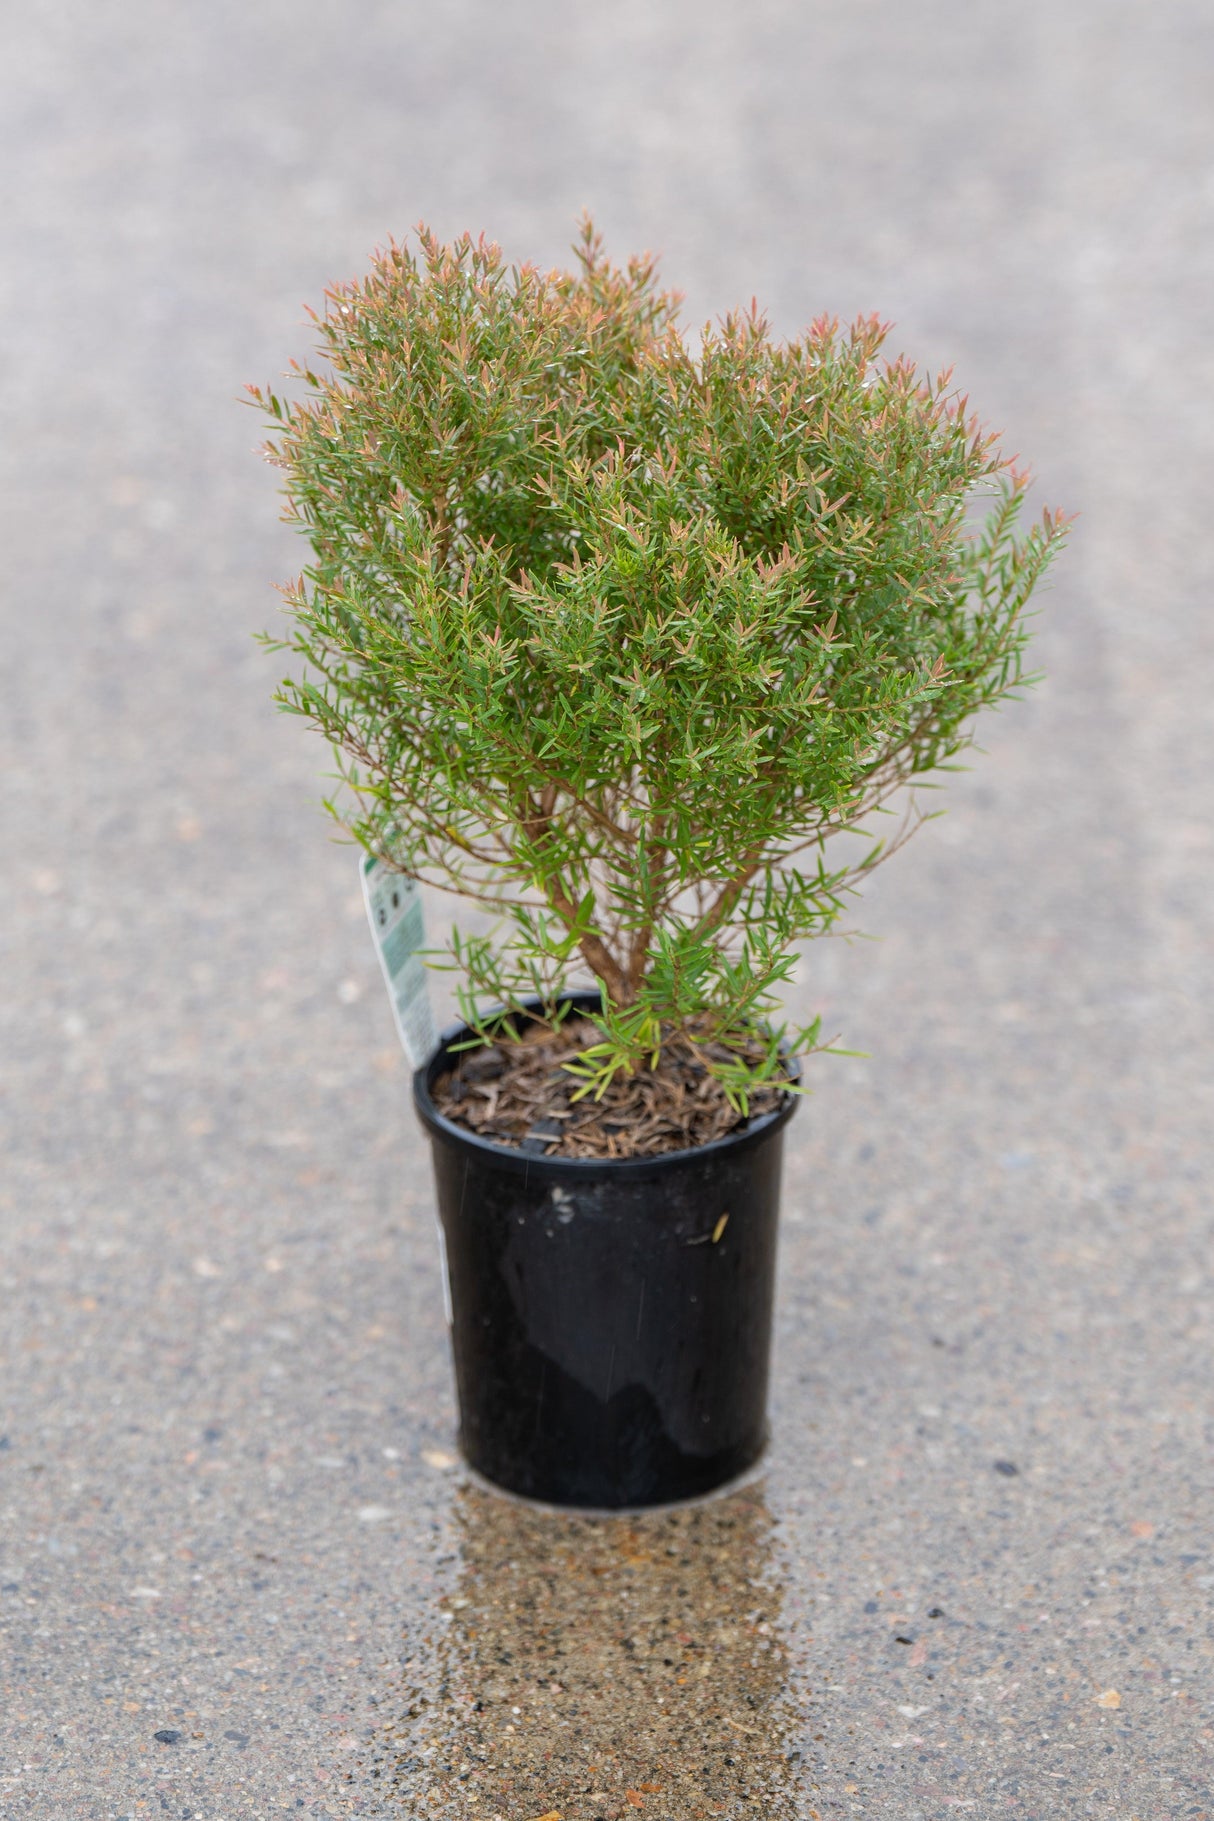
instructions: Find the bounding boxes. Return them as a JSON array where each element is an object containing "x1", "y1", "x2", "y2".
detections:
[{"x1": 431, "y1": 1015, "x2": 789, "y2": 1159}]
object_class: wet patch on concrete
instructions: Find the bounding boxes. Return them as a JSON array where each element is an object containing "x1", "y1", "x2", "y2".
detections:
[{"x1": 372, "y1": 1478, "x2": 806, "y2": 1818}]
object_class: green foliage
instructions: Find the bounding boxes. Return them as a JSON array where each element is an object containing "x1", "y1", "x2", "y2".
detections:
[{"x1": 253, "y1": 221, "x2": 1069, "y2": 1104}]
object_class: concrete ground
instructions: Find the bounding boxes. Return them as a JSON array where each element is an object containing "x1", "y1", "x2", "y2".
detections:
[{"x1": 3, "y1": 1, "x2": 1213, "y2": 1816}]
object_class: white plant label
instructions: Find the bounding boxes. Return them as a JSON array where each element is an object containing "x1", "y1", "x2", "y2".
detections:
[{"x1": 360, "y1": 855, "x2": 438, "y2": 1069}]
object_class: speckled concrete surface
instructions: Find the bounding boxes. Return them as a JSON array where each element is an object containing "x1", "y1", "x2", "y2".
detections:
[{"x1": 3, "y1": 3, "x2": 1213, "y2": 1816}]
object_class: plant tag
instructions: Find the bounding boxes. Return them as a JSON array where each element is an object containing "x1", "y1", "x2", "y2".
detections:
[
  {"x1": 360, "y1": 855, "x2": 438, "y2": 1069},
  {"x1": 433, "y1": 1216, "x2": 453, "y2": 1327}
]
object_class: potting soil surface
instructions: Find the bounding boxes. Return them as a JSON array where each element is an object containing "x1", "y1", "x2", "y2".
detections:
[
  {"x1": 431, "y1": 1016, "x2": 789, "y2": 1159},
  {"x1": 5, "y1": 1, "x2": 1214, "y2": 1817}
]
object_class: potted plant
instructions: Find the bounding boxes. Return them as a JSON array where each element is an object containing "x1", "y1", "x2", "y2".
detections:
[{"x1": 252, "y1": 222, "x2": 1068, "y2": 1510}]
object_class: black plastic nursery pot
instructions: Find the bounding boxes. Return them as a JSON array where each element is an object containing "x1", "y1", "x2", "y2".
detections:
[{"x1": 412, "y1": 993, "x2": 800, "y2": 1510}]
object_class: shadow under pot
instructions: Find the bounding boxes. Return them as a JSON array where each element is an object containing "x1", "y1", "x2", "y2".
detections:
[{"x1": 412, "y1": 993, "x2": 800, "y2": 1510}]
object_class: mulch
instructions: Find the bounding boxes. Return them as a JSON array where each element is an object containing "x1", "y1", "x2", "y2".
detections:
[{"x1": 430, "y1": 1014, "x2": 789, "y2": 1159}]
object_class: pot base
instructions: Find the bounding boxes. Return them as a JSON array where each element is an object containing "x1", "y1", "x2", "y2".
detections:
[{"x1": 459, "y1": 1444, "x2": 771, "y2": 1519}]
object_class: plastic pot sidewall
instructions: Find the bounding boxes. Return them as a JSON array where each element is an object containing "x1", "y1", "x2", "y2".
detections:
[{"x1": 412, "y1": 994, "x2": 799, "y2": 1510}]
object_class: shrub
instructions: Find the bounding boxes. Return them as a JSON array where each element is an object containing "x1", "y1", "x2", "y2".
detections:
[{"x1": 252, "y1": 221, "x2": 1068, "y2": 1108}]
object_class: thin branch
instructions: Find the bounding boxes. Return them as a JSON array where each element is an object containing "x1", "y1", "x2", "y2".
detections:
[
  {"x1": 519, "y1": 790, "x2": 630, "y2": 1001},
  {"x1": 687, "y1": 844, "x2": 767, "y2": 947}
]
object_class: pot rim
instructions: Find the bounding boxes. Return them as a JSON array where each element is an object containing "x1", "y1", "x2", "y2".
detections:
[{"x1": 411, "y1": 989, "x2": 802, "y2": 1179}]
